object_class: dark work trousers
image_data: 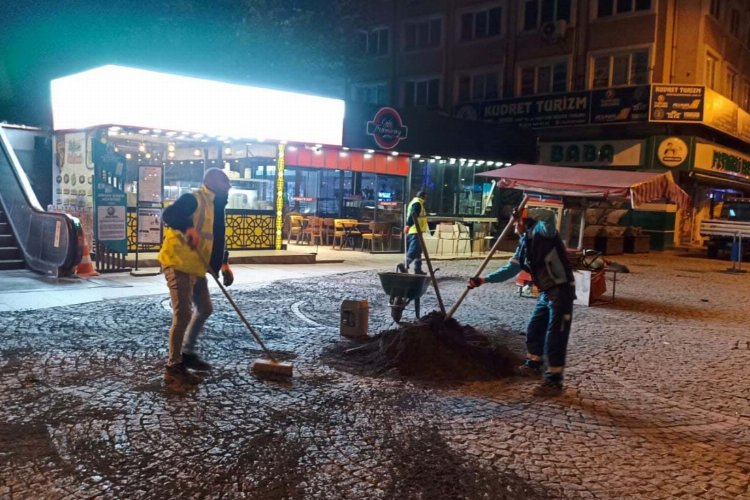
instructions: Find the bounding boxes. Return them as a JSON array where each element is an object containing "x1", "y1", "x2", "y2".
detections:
[
  {"x1": 405, "y1": 233, "x2": 423, "y2": 272},
  {"x1": 526, "y1": 284, "x2": 575, "y2": 377}
]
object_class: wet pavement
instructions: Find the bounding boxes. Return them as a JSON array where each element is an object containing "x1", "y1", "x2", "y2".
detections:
[{"x1": 1, "y1": 251, "x2": 749, "y2": 499}]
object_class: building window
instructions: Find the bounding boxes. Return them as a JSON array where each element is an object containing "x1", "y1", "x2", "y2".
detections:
[
  {"x1": 404, "y1": 78, "x2": 440, "y2": 106},
  {"x1": 741, "y1": 81, "x2": 750, "y2": 112},
  {"x1": 709, "y1": 0, "x2": 721, "y2": 20},
  {"x1": 457, "y1": 71, "x2": 501, "y2": 102},
  {"x1": 460, "y1": 6, "x2": 503, "y2": 41},
  {"x1": 523, "y1": 0, "x2": 571, "y2": 31},
  {"x1": 726, "y1": 67, "x2": 738, "y2": 101},
  {"x1": 353, "y1": 83, "x2": 390, "y2": 105},
  {"x1": 705, "y1": 53, "x2": 720, "y2": 90},
  {"x1": 404, "y1": 18, "x2": 442, "y2": 51},
  {"x1": 358, "y1": 27, "x2": 390, "y2": 56},
  {"x1": 596, "y1": 0, "x2": 651, "y2": 17},
  {"x1": 591, "y1": 50, "x2": 649, "y2": 88},
  {"x1": 519, "y1": 61, "x2": 568, "y2": 95},
  {"x1": 729, "y1": 9, "x2": 740, "y2": 36}
]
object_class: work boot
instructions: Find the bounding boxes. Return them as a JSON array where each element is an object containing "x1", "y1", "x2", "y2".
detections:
[
  {"x1": 514, "y1": 360, "x2": 543, "y2": 378},
  {"x1": 164, "y1": 363, "x2": 202, "y2": 385},
  {"x1": 182, "y1": 352, "x2": 212, "y2": 371},
  {"x1": 396, "y1": 263, "x2": 407, "y2": 273},
  {"x1": 533, "y1": 378, "x2": 564, "y2": 397},
  {"x1": 414, "y1": 269, "x2": 427, "y2": 275}
]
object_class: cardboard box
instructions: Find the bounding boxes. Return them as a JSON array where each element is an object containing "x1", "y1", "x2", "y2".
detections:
[{"x1": 573, "y1": 270, "x2": 607, "y2": 306}]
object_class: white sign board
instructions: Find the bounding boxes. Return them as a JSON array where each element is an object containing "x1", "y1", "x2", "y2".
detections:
[
  {"x1": 137, "y1": 208, "x2": 162, "y2": 244},
  {"x1": 138, "y1": 166, "x2": 163, "y2": 203},
  {"x1": 96, "y1": 205, "x2": 127, "y2": 240}
]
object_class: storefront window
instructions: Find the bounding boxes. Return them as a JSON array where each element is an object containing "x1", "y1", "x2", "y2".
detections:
[{"x1": 409, "y1": 159, "x2": 506, "y2": 217}]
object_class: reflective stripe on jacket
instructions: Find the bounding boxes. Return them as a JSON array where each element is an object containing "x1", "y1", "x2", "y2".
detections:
[
  {"x1": 158, "y1": 186, "x2": 215, "y2": 276},
  {"x1": 406, "y1": 197, "x2": 428, "y2": 234}
]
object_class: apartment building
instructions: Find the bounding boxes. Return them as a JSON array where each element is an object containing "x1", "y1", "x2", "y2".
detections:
[{"x1": 349, "y1": 0, "x2": 750, "y2": 247}]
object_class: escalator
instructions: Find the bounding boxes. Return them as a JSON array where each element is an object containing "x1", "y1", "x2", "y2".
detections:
[{"x1": 0, "y1": 124, "x2": 82, "y2": 276}]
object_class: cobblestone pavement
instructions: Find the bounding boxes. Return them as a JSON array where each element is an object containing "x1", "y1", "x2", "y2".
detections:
[{"x1": 1, "y1": 252, "x2": 749, "y2": 499}]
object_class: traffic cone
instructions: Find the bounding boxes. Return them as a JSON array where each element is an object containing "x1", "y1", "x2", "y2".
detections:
[{"x1": 76, "y1": 242, "x2": 100, "y2": 277}]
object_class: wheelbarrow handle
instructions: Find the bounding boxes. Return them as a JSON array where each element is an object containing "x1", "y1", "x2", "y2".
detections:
[
  {"x1": 414, "y1": 217, "x2": 446, "y2": 314},
  {"x1": 445, "y1": 194, "x2": 529, "y2": 320}
]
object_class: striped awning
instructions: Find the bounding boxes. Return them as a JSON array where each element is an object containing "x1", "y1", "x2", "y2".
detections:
[{"x1": 479, "y1": 164, "x2": 691, "y2": 210}]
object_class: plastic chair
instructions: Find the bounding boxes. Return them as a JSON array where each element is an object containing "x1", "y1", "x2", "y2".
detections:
[
  {"x1": 435, "y1": 223, "x2": 458, "y2": 255},
  {"x1": 302, "y1": 216, "x2": 324, "y2": 245},
  {"x1": 287, "y1": 215, "x2": 304, "y2": 243},
  {"x1": 361, "y1": 222, "x2": 389, "y2": 251}
]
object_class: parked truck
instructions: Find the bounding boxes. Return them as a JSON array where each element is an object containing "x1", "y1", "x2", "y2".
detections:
[{"x1": 700, "y1": 197, "x2": 750, "y2": 259}]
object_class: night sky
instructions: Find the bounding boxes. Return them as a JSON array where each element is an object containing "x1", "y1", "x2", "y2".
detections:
[{"x1": 0, "y1": 0, "x2": 347, "y2": 127}]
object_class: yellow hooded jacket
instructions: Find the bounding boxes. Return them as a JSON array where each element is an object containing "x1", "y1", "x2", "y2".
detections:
[{"x1": 158, "y1": 185, "x2": 215, "y2": 276}]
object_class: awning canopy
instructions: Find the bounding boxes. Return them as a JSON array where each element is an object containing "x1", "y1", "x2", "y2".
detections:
[{"x1": 479, "y1": 164, "x2": 691, "y2": 210}]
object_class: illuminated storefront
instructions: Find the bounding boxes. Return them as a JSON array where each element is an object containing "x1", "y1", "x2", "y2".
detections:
[{"x1": 50, "y1": 65, "x2": 345, "y2": 254}]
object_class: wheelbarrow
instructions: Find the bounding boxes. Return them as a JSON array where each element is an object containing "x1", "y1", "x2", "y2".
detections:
[{"x1": 377, "y1": 272, "x2": 432, "y2": 323}]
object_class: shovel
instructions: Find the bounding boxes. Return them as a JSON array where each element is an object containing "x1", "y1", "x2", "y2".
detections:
[
  {"x1": 413, "y1": 218, "x2": 446, "y2": 314},
  {"x1": 444, "y1": 194, "x2": 529, "y2": 320}
]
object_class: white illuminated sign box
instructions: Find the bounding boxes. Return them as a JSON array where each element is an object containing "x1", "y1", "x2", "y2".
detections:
[{"x1": 51, "y1": 65, "x2": 345, "y2": 146}]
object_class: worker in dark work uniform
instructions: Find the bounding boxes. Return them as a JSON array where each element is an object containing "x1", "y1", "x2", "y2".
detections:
[{"x1": 468, "y1": 208, "x2": 575, "y2": 397}]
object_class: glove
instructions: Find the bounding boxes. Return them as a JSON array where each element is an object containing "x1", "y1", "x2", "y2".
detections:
[
  {"x1": 221, "y1": 264, "x2": 234, "y2": 287},
  {"x1": 403, "y1": 225, "x2": 410, "y2": 234},
  {"x1": 468, "y1": 276, "x2": 486, "y2": 289},
  {"x1": 185, "y1": 227, "x2": 201, "y2": 249}
]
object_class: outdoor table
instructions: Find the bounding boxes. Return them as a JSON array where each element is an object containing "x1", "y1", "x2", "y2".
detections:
[{"x1": 339, "y1": 221, "x2": 360, "y2": 250}]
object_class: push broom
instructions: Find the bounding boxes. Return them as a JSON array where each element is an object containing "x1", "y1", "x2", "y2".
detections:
[{"x1": 193, "y1": 245, "x2": 293, "y2": 377}]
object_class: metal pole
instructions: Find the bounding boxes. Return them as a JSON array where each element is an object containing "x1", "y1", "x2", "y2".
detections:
[{"x1": 445, "y1": 194, "x2": 529, "y2": 320}]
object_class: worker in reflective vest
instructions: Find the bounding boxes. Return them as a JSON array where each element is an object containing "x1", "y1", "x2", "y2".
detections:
[
  {"x1": 397, "y1": 190, "x2": 428, "y2": 275},
  {"x1": 159, "y1": 168, "x2": 234, "y2": 387}
]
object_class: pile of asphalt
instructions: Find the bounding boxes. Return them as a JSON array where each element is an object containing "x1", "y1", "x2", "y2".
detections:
[{"x1": 323, "y1": 311, "x2": 521, "y2": 382}]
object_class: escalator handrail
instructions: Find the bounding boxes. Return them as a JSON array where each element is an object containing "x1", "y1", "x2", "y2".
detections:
[{"x1": 0, "y1": 125, "x2": 83, "y2": 275}]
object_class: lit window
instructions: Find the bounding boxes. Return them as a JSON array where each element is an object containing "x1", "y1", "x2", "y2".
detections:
[
  {"x1": 519, "y1": 60, "x2": 568, "y2": 95},
  {"x1": 705, "y1": 53, "x2": 720, "y2": 90},
  {"x1": 523, "y1": 0, "x2": 571, "y2": 31},
  {"x1": 709, "y1": 0, "x2": 721, "y2": 20},
  {"x1": 457, "y1": 71, "x2": 501, "y2": 102},
  {"x1": 460, "y1": 6, "x2": 503, "y2": 41},
  {"x1": 591, "y1": 50, "x2": 649, "y2": 88},
  {"x1": 404, "y1": 18, "x2": 442, "y2": 51},
  {"x1": 358, "y1": 27, "x2": 389, "y2": 56},
  {"x1": 353, "y1": 83, "x2": 390, "y2": 105},
  {"x1": 404, "y1": 78, "x2": 440, "y2": 107},
  {"x1": 726, "y1": 67, "x2": 738, "y2": 101},
  {"x1": 596, "y1": 0, "x2": 651, "y2": 17}
]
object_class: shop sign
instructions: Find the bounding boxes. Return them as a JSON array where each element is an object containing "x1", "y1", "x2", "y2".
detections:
[
  {"x1": 366, "y1": 107, "x2": 408, "y2": 149},
  {"x1": 590, "y1": 85, "x2": 650, "y2": 124},
  {"x1": 738, "y1": 109, "x2": 750, "y2": 143},
  {"x1": 539, "y1": 140, "x2": 644, "y2": 166},
  {"x1": 656, "y1": 137, "x2": 689, "y2": 168},
  {"x1": 292, "y1": 196, "x2": 315, "y2": 202},
  {"x1": 703, "y1": 88, "x2": 739, "y2": 137},
  {"x1": 93, "y1": 137, "x2": 128, "y2": 254},
  {"x1": 480, "y1": 91, "x2": 589, "y2": 127},
  {"x1": 649, "y1": 84, "x2": 704, "y2": 122},
  {"x1": 693, "y1": 142, "x2": 750, "y2": 180}
]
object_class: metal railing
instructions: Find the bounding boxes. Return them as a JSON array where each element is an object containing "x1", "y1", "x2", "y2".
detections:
[{"x1": 0, "y1": 125, "x2": 82, "y2": 276}]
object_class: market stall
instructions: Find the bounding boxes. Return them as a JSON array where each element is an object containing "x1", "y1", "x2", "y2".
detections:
[
  {"x1": 478, "y1": 164, "x2": 691, "y2": 305},
  {"x1": 479, "y1": 163, "x2": 691, "y2": 252}
]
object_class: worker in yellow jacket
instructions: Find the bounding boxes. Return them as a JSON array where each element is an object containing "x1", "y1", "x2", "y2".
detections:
[
  {"x1": 159, "y1": 168, "x2": 234, "y2": 386},
  {"x1": 397, "y1": 190, "x2": 428, "y2": 275}
]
